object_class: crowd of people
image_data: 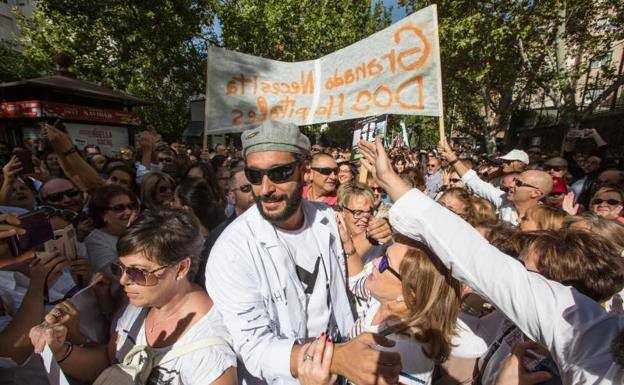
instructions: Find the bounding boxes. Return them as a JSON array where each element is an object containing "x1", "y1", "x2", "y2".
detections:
[{"x1": 0, "y1": 119, "x2": 622, "y2": 385}]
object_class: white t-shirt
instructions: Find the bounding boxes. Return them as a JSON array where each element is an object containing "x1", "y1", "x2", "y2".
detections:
[
  {"x1": 275, "y1": 213, "x2": 331, "y2": 337},
  {"x1": 114, "y1": 304, "x2": 236, "y2": 385}
]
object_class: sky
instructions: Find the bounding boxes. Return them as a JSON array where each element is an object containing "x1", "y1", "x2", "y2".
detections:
[{"x1": 382, "y1": 0, "x2": 407, "y2": 23}]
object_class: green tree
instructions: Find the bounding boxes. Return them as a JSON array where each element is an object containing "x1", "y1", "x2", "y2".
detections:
[
  {"x1": 16, "y1": 0, "x2": 216, "y2": 134},
  {"x1": 0, "y1": 44, "x2": 48, "y2": 82}
]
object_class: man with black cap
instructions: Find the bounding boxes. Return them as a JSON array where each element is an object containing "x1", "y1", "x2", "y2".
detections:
[{"x1": 205, "y1": 121, "x2": 401, "y2": 385}]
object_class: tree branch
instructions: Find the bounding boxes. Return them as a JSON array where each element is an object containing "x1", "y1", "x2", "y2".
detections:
[{"x1": 582, "y1": 74, "x2": 624, "y2": 117}]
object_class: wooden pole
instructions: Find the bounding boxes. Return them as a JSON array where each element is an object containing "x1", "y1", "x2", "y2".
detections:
[
  {"x1": 203, "y1": 47, "x2": 213, "y2": 150},
  {"x1": 432, "y1": 5, "x2": 445, "y2": 141}
]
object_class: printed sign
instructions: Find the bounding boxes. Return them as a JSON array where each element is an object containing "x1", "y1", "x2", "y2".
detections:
[
  {"x1": 64, "y1": 123, "x2": 129, "y2": 157},
  {"x1": 205, "y1": 5, "x2": 441, "y2": 134},
  {"x1": 352, "y1": 115, "x2": 388, "y2": 159}
]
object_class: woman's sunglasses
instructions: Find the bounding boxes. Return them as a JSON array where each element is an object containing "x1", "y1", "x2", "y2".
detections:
[
  {"x1": 108, "y1": 202, "x2": 139, "y2": 213},
  {"x1": 245, "y1": 161, "x2": 299, "y2": 185},
  {"x1": 379, "y1": 252, "x2": 402, "y2": 281},
  {"x1": 110, "y1": 262, "x2": 169, "y2": 286},
  {"x1": 232, "y1": 184, "x2": 252, "y2": 193},
  {"x1": 591, "y1": 198, "x2": 622, "y2": 206}
]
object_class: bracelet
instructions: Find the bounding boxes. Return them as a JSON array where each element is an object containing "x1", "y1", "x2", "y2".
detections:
[
  {"x1": 449, "y1": 158, "x2": 459, "y2": 166},
  {"x1": 57, "y1": 341, "x2": 73, "y2": 364},
  {"x1": 344, "y1": 248, "x2": 357, "y2": 258},
  {"x1": 62, "y1": 147, "x2": 77, "y2": 157},
  {"x1": 366, "y1": 232, "x2": 380, "y2": 246}
]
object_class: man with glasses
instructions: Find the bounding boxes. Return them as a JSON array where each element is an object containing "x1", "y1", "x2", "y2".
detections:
[
  {"x1": 439, "y1": 139, "x2": 553, "y2": 225},
  {"x1": 425, "y1": 156, "x2": 443, "y2": 199},
  {"x1": 39, "y1": 178, "x2": 85, "y2": 214},
  {"x1": 206, "y1": 121, "x2": 401, "y2": 385},
  {"x1": 303, "y1": 153, "x2": 338, "y2": 206}
]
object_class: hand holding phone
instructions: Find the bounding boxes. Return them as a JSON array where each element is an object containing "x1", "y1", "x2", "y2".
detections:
[
  {"x1": 13, "y1": 149, "x2": 35, "y2": 175},
  {"x1": 2, "y1": 156, "x2": 23, "y2": 181},
  {"x1": 8, "y1": 210, "x2": 54, "y2": 257}
]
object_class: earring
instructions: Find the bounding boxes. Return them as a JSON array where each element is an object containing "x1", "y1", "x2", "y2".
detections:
[
  {"x1": 395, "y1": 296, "x2": 404, "y2": 303},
  {"x1": 176, "y1": 276, "x2": 182, "y2": 281}
]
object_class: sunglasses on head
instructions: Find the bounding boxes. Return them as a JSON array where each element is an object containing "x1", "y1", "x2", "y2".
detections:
[
  {"x1": 44, "y1": 188, "x2": 81, "y2": 203},
  {"x1": 592, "y1": 198, "x2": 622, "y2": 206},
  {"x1": 111, "y1": 262, "x2": 169, "y2": 286},
  {"x1": 312, "y1": 167, "x2": 339, "y2": 176},
  {"x1": 38, "y1": 205, "x2": 78, "y2": 222},
  {"x1": 108, "y1": 202, "x2": 139, "y2": 213},
  {"x1": 245, "y1": 161, "x2": 299, "y2": 185},
  {"x1": 379, "y1": 251, "x2": 402, "y2": 281}
]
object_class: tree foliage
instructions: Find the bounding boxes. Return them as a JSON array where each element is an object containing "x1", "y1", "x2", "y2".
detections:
[{"x1": 16, "y1": 0, "x2": 216, "y2": 134}]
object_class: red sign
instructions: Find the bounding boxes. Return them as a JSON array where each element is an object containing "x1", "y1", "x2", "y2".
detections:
[{"x1": 0, "y1": 100, "x2": 141, "y2": 125}]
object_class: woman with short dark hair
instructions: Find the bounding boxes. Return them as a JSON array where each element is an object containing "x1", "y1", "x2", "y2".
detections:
[
  {"x1": 85, "y1": 184, "x2": 138, "y2": 274},
  {"x1": 30, "y1": 208, "x2": 237, "y2": 385}
]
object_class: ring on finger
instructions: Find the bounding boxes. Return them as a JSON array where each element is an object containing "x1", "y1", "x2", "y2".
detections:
[
  {"x1": 50, "y1": 308, "x2": 63, "y2": 318},
  {"x1": 303, "y1": 353, "x2": 313, "y2": 361}
]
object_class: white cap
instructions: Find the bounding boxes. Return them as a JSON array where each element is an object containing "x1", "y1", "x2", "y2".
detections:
[{"x1": 500, "y1": 149, "x2": 529, "y2": 165}]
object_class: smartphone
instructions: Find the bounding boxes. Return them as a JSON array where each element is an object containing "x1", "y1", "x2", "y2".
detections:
[
  {"x1": 8, "y1": 210, "x2": 54, "y2": 257},
  {"x1": 13, "y1": 149, "x2": 35, "y2": 174}
]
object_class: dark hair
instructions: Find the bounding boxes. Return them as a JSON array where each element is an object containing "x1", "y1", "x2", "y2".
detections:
[
  {"x1": 518, "y1": 229, "x2": 624, "y2": 302},
  {"x1": 210, "y1": 155, "x2": 227, "y2": 169},
  {"x1": 117, "y1": 208, "x2": 203, "y2": 279},
  {"x1": 89, "y1": 184, "x2": 138, "y2": 228},
  {"x1": 175, "y1": 177, "x2": 225, "y2": 232},
  {"x1": 476, "y1": 219, "x2": 519, "y2": 258},
  {"x1": 183, "y1": 162, "x2": 223, "y2": 203},
  {"x1": 106, "y1": 164, "x2": 137, "y2": 192}
]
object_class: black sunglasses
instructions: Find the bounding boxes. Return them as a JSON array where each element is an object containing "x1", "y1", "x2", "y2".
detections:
[
  {"x1": 514, "y1": 178, "x2": 540, "y2": 191},
  {"x1": 232, "y1": 184, "x2": 252, "y2": 193},
  {"x1": 592, "y1": 198, "x2": 622, "y2": 206},
  {"x1": 44, "y1": 188, "x2": 81, "y2": 203},
  {"x1": 110, "y1": 262, "x2": 169, "y2": 286},
  {"x1": 545, "y1": 166, "x2": 564, "y2": 172},
  {"x1": 379, "y1": 251, "x2": 402, "y2": 281},
  {"x1": 245, "y1": 161, "x2": 299, "y2": 185},
  {"x1": 311, "y1": 167, "x2": 339, "y2": 176},
  {"x1": 449, "y1": 178, "x2": 462, "y2": 183},
  {"x1": 158, "y1": 157, "x2": 173, "y2": 163},
  {"x1": 108, "y1": 202, "x2": 139, "y2": 213},
  {"x1": 38, "y1": 205, "x2": 78, "y2": 222},
  {"x1": 158, "y1": 185, "x2": 172, "y2": 194}
]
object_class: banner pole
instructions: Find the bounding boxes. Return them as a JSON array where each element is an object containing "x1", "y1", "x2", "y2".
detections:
[
  {"x1": 203, "y1": 47, "x2": 213, "y2": 150},
  {"x1": 432, "y1": 5, "x2": 445, "y2": 141}
]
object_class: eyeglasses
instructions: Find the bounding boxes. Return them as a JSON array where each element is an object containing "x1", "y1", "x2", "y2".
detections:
[
  {"x1": 245, "y1": 161, "x2": 299, "y2": 185},
  {"x1": 427, "y1": 164, "x2": 437, "y2": 168},
  {"x1": 108, "y1": 202, "x2": 139, "y2": 213},
  {"x1": 449, "y1": 178, "x2": 461, "y2": 183},
  {"x1": 514, "y1": 179, "x2": 541, "y2": 191},
  {"x1": 38, "y1": 205, "x2": 78, "y2": 222},
  {"x1": 591, "y1": 198, "x2": 622, "y2": 206},
  {"x1": 158, "y1": 157, "x2": 173, "y2": 164},
  {"x1": 111, "y1": 262, "x2": 169, "y2": 286},
  {"x1": 370, "y1": 187, "x2": 384, "y2": 194},
  {"x1": 158, "y1": 185, "x2": 172, "y2": 194},
  {"x1": 545, "y1": 166, "x2": 565, "y2": 172},
  {"x1": 232, "y1": 184, "x2": 252, "y2": 193},
  {"x1": 341, "y1": 206, "x2": 373, "y2": 219},
  {"x1": 43, "y1": 188, "x2": 81, "y2": 203},
  {"x1": 379, "y1": 252, "x2": 402, "y2": 281},
  {"x1": 311, "y1": 167, "x2": 339, "y2": 176}
]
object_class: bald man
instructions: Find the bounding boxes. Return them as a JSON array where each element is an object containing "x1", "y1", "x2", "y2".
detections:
[{"x1": 439, "y1": 140, "x2": 552, "y2": 225}]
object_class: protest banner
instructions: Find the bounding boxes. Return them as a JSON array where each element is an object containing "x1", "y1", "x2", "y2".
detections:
[{"x1": 204, "y1": 4, "x2": 443, "y2": 138}]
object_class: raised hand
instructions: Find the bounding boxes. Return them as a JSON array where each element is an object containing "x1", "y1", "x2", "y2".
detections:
[
  {"x1": 561, "y1": 192, "x2": 579, "y2": 216},
  {"x1": 2, "y1": 156, "x2": 22, "y2": 182},
  {"x1": 44, "y1": 301, "x2": 83, "y2": 344},
  {"x1": 366, "y1": 218, "x2": 392, "y2": 244}
]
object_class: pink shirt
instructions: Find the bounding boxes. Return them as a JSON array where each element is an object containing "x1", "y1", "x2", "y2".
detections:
[{"x1": 303, "y1": 184, "x2": 338, "y2": 207}]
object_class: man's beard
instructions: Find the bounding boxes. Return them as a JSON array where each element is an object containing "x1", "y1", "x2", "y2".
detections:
[{"x1": 253, "y1": 181, "x2": 303, "y2": 224}]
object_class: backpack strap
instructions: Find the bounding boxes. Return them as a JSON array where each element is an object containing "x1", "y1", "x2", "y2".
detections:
[{"x1": 154, "y1": 336, "x2": 230, "y2": 367}]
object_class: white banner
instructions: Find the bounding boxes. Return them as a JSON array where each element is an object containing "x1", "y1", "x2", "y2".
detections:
[{"x1": 205, "y1": 5, "x2": 441, "y2": 134}]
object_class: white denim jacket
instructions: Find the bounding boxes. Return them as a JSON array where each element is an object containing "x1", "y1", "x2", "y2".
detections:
[{"x1": 205, "y1": 200, "x2": 355, "y2": 385}]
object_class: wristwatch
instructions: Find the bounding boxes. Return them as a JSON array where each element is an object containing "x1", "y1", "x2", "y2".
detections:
[{"x1": 344, "y1": 248, "x2": 357, "y2": 258}]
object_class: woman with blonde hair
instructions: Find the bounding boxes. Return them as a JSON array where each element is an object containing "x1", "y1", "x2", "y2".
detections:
[
  {"x1": 332, "y1": 214, "x2": 461, "y2": 385},
  {"x1": 140, "y1": 171, "x2": 175, "y2": 211},
  {"x1": 589, "y1": 185, "x2": 624, "y2": 223},
  {"x1": 519, "y1": 205, "x2": 568, "y2": 232},
  {"x1": 437, "y1": 187, "x2": 475, "y2": 223},
  {"x1": 471, "y1": 196, "x2": 497, "y2": 223}
]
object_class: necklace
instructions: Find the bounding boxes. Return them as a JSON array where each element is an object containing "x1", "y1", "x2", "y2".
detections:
[{"x1": 147, "y1": 306, "x2": 182, "y2": 333}]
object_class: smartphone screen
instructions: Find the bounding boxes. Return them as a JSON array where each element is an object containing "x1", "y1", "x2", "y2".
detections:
[
  {"x1": 8, "y1": 210, "x2": 54, "y2": 256},
  {"x1": 13, "y1": 149, "x2": 35, "y2": 174}
]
